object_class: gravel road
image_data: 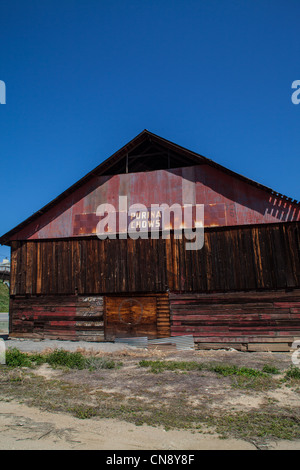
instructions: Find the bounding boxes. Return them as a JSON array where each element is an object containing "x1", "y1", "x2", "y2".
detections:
[{"x1": 2, "y1": 337, "x2": 139, "y2": 354}]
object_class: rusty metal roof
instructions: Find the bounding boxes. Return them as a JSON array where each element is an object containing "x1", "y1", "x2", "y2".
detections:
[{"x1": 1, "y1": 129, "x2": 299, "y2": 245}]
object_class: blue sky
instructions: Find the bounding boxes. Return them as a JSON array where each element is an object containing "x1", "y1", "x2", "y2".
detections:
[{"x1": 1, "y1": 0, "x2": 300, "y2": 260}]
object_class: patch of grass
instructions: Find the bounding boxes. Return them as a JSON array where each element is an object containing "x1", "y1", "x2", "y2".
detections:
[
  {"x1": 68, "y1": 405, "x2": 98, "y2": 419},
  {"x1": 139, "y1": 360, "x2": 204, "y2": 374},
  {"x1": 207, "y1": 363, "x2": 239, "y2": 376},
  {"x1": 26, "y1": 353, "x2": 46, "y2": 366},
  {"x1": 210, "y1": 411, "x2": 300, "y2": 441},
  {"x1": 46, "y1": 350, "x2": 86, "y2": 369},
  {"x1": 262, "y1": 364, "x2": 280, "y2": 375},
  {"x1": 284, "y1": 366, "x2": 300, "y2": 380},
  {"x1": 208, "y1": 364, "x2": 266, "y2": 377},
  {"x1": 85, "y1": 356, "x2": 121, "y2": 371},
  {"x1": 0, "y1": 280, "x2": 9, "y2": 312},
  {"x1": 231, "y1": 375, "x2": 276, "y2": 391},
  {"x1": 4, "y1": 348, "x2": 121, "y2": 371},
  {"x1": 9, "y1": 375, "x2": 23, "y2": 382},
  {"x1": 139, "y1": 360, "x2": 267, "y2": 378}
]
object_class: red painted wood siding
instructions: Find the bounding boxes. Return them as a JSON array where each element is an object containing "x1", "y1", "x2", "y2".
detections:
[
  {"x1": 10, "y1": 296, "x2": 105, "y2": 341},
  {"x1": 169, "y1": 290, "x2": 300, "y2": 350}
]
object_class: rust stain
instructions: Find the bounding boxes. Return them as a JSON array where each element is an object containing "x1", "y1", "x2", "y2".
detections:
[{"x1": 8, "y1": 164, "x2": 300, "y2": 240}]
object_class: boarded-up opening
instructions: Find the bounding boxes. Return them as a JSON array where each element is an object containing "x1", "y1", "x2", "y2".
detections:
[{"x1": 105, "y1": 295, "x2": 159, "y2": 340}]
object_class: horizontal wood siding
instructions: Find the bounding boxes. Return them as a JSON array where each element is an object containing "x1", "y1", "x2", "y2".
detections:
[
  {"x1": 10, "y1": 293, "x2": 170, "y2": 342},
  {"x1": 156, "y1": 293, "x2": 171, "y2": 338},
  {"x1": 10, "y1": 295, "x2": 104, "y2": 341},
  {"x1": 170, "y1": 290, "x2": 300, "y2": 351}
]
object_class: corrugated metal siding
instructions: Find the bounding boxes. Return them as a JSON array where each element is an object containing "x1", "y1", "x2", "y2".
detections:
[
  {"x1": 9, "y1": 164, "x2": 300, "y2": 241},
  {"x1": 149, "y1": 335, "x2": 194, "y2": 350},
  {"x1": 115, "y1": 335, "x2": 195, "y2": 350}
]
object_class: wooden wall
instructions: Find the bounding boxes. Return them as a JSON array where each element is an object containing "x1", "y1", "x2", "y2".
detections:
[
  {"x1": 10, "y1": 295, "x2": 105, "y2": 341},
  {"x1": 10, "y1": 221, "x2": 300, "y2": 296},
  {"x1": 8, "y1": 221, "x2": 300, "y2": 346},
  {"x1": 105, "y1": 293, "x2": 170, "y2": 340},
  {"x1": 10, "y1": 237, "x2": 167, "y2": 295},
  {"x1": 170, "y1": 290, "x2": 300, "y2": 351},
  {"x1": 167, "y1": 222, "x2": 300, "y2": 292},
  {"x1": 10, "y1": 293, "x2": 170, "y2": 341}
]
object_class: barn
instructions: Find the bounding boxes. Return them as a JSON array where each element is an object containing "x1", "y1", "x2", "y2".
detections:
[{"x1": 1, "y1": 129, "x2": 300, "y2": 351}]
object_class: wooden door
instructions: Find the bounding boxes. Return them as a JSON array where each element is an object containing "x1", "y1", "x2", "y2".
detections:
[{"x1": 105, "y1": 295, "x2": 157, "y2": 340}]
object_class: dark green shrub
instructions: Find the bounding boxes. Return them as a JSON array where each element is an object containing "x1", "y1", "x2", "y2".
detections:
[
  {"x1": 6, "y1": 348, "x2": 33, "y2": 368},
  {"x1": 46, "y1": 349, "x2": 86, "y2": 369}
]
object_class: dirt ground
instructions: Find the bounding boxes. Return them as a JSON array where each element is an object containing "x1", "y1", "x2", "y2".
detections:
[
  {"x1": 0, "y1": 401, "x2": 257, "y2": 450},
  {"x1": 1, "y1": 343, "x2": 300, "y2": 450}
]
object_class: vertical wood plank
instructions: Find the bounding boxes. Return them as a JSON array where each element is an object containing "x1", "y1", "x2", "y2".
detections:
[
  {"x1": 25, "y1": 242, "x2": 33, "y2": 294},
  {"x1": 10, "y1": 241, "x2": 18, "y2": 296}
]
